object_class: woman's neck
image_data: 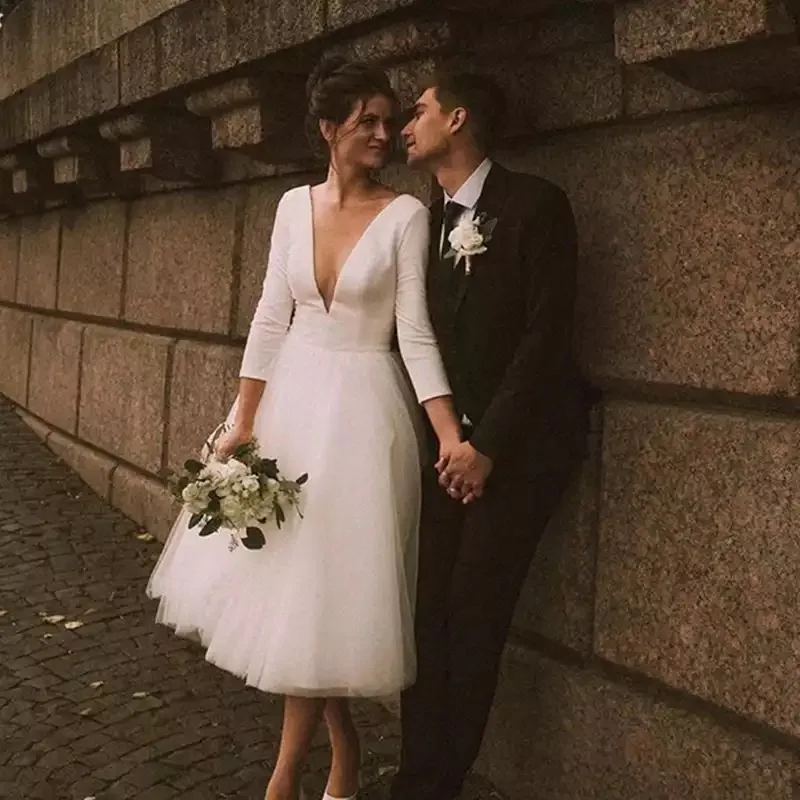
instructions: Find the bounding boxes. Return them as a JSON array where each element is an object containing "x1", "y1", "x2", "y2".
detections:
[{"x1": 321, "y1": 162, "x2": 374, "y2": 208}]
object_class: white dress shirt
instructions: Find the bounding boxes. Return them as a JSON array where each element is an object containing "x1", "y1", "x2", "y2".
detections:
[{"x1": 440, "y1": 158, "x2": 493, "y2": 254}]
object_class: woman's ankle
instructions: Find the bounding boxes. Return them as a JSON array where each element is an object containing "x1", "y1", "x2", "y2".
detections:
[{"x1": 326, "y1": 736, "x2": 361, "y2": 797}]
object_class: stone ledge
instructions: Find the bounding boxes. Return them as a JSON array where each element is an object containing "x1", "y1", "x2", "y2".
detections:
[
  {"x1": 0, "y1": 0, "x2": 190, "y2": 102},
  {"x1": 0, "y1": 0, "x2": 631, "y2": 153},
  {"x1": 15, "y1": 407, "x2": 52, "y2": 443},
  {"x1": 47, "y1": 429, "x2": 117, "y2": 501},
  {"x1": 111, "y1": 463, "x2": 180, "y2": 541},
  {"x1": 615, "y1": 0, "x2": 800, "y2": 92}
]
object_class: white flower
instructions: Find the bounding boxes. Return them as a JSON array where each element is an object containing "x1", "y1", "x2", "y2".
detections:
[
  {"x1": 220, "y1": 495, "x2": 248, "y2": 529},
  {"x1": 448, "y1": 211, "x2": 488, "y2": 257},
  {"x1": 182, "y1": 482, "x2": 210, "y2": 514},
  {"x1": 233, "y1": 474, "x2": 260, "y2": 497}
]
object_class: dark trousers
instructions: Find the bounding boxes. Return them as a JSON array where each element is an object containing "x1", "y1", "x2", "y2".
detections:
[{"x1": 391, "y1": 464, "x2": 572, "y2": 800}]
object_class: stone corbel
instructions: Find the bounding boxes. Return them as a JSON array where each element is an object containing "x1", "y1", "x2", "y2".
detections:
[
  {"x1": 615, "y1": 0, "x2": 800, "y2": 92},
  {"x1": 35, "y1": 134, "x2": 114, "y2": 192},
  {"x1": 98, "y1": 110, "x2": 217, "y2": 183},
  {"x1": 186, "y1": 74, "x2": 310, "y2": 165},
  {"x1": 0, "y1": 151, "x2": 53, "y2": 212}
]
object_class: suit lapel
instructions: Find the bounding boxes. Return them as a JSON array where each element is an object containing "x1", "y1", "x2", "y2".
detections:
[
  {"x1": 427, "y1": 197, "x2": 450, "y2": 329},
  {"x1": 452, "y1": 164, "x2": 511, "y2": 316}
]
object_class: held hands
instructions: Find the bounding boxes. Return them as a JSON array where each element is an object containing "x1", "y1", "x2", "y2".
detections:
[{"x1": 436, "y1": 440, "x2": 493, "y2": 505}]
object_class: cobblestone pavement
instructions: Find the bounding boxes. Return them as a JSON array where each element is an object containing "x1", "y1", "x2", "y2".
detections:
[
  {"x1": 0, "y1": 399, "x2": 505, "y2": 800},
  {"x1": 0, "y1": 399, "x2": 403, "y2": 800}
]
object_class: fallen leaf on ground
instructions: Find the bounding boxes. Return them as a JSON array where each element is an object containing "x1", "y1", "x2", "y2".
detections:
[
  {"x1": 64, "y1": 621, "x2": 84, "y2": 630},
  {"x1": 136, "y1": 532, "x2": 155, "y2": 542},
  {"x1": 42, "y1": 634, "x2": 53, "y2": 639},
  {"x1": 43, "y1": 615, "x2": 65, "y2": 624},
  {"x1": 78, "y1": 708, "x2": 93, "y2": 716},
  {"x1": 132, "y1": 692, "x2": 149, "y2": 699},
  {"x1": 90, "y1": 681, "x2": 104, "y2": 689},
  {"x1": 0, "y1": 610, "x2": 7, "y2": 617}
]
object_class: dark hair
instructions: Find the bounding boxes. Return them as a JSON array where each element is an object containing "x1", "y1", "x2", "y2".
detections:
[
  {"x1": 305, "y1": 55, "x2": 398, "y2": 158},
  {"x1": 429, "y1": 70, "x2": 507, "y2": 152}
]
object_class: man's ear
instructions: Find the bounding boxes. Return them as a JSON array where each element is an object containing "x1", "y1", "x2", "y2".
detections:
[{"x1": 448, "y1": 107, "x2": 469, "y2": 136}]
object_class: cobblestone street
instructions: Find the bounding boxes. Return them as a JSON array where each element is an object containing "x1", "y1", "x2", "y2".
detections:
[{"x1": 0, "y1": 399, "x2": 403, "y2": 800}]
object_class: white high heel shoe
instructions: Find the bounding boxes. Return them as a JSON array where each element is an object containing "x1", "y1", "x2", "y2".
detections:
[{"x1": 322, "y1": 793, "x2": 357, "y2": 800}]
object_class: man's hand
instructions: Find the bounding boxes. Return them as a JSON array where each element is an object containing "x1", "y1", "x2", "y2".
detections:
[{"x1": 436, "y1": 441, "x2": 493, "y2": 504}]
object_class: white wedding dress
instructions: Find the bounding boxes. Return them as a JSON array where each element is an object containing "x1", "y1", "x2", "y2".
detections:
[{"x1": 147, "y1": 186, "x2": 450, "y2": 698}]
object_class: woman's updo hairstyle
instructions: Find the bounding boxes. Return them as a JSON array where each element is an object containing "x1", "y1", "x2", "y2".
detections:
[{"x1": 305, "y1": 55, "x2": 398, "y2": 158}]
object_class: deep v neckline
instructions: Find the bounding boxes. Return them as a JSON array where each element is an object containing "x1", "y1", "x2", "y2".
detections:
[{"x1": 307, "y1": 186, "x2": 403, "y2": 314}]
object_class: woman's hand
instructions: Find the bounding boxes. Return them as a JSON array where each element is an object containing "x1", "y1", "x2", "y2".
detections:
[
  {"x1": 214, "y1": 425, "x2": 254, "y2": 460},
  {"x1": 435, "y1": 434, "x2": 462, "y2": 477}
]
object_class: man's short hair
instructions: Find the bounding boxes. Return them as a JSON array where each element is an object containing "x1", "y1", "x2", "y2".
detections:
[{"x1": 428, "y1": 70, "x2": 508, "y2": 152}]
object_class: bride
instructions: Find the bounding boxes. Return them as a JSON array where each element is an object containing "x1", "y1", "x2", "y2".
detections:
[{"x1": 147, "y1": 57, "x2": 461, "y2": 800}]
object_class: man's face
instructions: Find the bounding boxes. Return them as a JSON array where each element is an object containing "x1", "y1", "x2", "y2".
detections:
[{"x1": 402, "y1": 87, "x2": 453, "y2": 167}]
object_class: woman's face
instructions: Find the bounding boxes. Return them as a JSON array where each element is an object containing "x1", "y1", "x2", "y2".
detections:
[{"x1": 323, "y1": 93, "x2": 396, "y2": 171}]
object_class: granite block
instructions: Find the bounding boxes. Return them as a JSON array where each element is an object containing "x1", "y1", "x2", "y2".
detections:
[
  {"x1": 78, "y1": 327, "x2": 172, "y2": 473},
  {"x1": 125, "y1": 187, "x2": 239, "y2": 334},
  {"x1": 624, "y1": 63, "x2": 746, "y2": 117},
  {"x1": 512, "y1": 422, "x2": 600, "y2": 654},
  {"x1": 0, "y1": 307, "x2": 32, "y2": 405},
  {"x1": 17, "y1": 211, "x2": 61, "y2": 309},
  {"x1": 0, "y1": 218, "x2": 20, "y2": 301},
  {"x1": 504, "y1": 104, "x2": 800, "y2": 396},
  {"x1": 327, "y1": 0, "x2": 419, "y2": 30},
  {"x1": 166, "y1": 341, "x2": 242, "y2": 472},
  {"x1": 27, "y1": 317, "x2": 83, "y2": 434},
  {"x1": 58, "y1": 201, "x2": 126, "y2": 318},
  {"x1": 614, "y1": 0, "x2": 794, "y2": 64},
  {"x1": 596, "y1": 400, "x2": 800, "y2": 737},
  {"x1": 476, "y1": 645, "x2": 797, "y2": 799}
]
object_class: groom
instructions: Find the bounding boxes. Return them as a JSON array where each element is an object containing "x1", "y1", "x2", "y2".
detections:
[{"x1": 392, "y1": 72, "x2": 590, "y2": 800}]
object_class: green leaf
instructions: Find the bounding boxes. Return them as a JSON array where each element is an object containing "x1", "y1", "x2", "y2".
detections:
[
  {"x1": 207, "y1": 494, "x2": 220, "y2": 513},
  {"x1": 256, "y1": 458, "x2": 279, "y2": 479},
  {"x1": 198, "y1": 517, "x2": 221, "y2": 537},
  {"x1": 295, "y1": 473, "x2": 308, "y2": 486},
  {"x1": 188, "y1": 513, "x2": 204, "y2": 529},
  {"x1": 184, "y1": 459, "x2": 205, "y2": 475},
  {"x1": 242, "y1": 527, "x2": 266, "y2": 550},
  {"x1": 275, "y1": 504, "x2": 286, "y2": 528}
]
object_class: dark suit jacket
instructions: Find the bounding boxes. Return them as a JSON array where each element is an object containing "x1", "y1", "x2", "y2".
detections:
[{"x1": 426, "y1": 163, "x2": 589, "y2": 479}]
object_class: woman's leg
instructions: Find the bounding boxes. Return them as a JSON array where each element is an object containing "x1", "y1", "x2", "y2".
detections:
[
  {"x1": 323, "y1": 698, "x2": 361, "y2": 797},
  {"x1": 266, "y1": 696, "x2": 326, "y2": 800}
]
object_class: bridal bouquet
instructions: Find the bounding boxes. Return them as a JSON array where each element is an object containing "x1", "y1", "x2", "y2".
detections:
[{"x1": 168, "y1": 428, "x2": 307, "y2": 551}]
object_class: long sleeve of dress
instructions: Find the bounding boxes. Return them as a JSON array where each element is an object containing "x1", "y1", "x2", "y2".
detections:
[
  {"x1": 395, "y1": 204, "x2": 451, "y2": 403},
  {"x1": 239, "y1": 193, "x2": 293, "y2": 382}
]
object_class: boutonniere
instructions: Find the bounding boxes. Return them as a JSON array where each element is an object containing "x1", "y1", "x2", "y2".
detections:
[{"x1": 444, "y1": 210, "x2": 498, "y2": 276}]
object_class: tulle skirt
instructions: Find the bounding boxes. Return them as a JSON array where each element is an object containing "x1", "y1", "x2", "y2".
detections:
[{"x1": 147, "y1": 334, "x2": 425, "y2": 697}]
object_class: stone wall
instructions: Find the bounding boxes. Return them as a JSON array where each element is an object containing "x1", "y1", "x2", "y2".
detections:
[{"x1": 0, "y1": 1, "x2": 799, "y2": 797}]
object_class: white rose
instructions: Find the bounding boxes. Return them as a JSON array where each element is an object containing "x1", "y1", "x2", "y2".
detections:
[
  {"x1": 182, "y1": 482, "x2": 210, "y2": 514},
  {"x1": 220, "y1": 495, "x2": 247, "y2": 529},
  {"x1": 448, "y1": 217, "x2": 487, "y2": 257},
  {"x1": 240, "y1": 475, "x2": 260, "y2": 495},
  {"x1": 226, "y1": 459, "x2": 249, "y2": 479}
]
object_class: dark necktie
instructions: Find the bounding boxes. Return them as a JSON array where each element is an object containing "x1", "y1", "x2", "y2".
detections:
[{"x1": 441, "y1": 200, "x2": 467, "y2": 260}]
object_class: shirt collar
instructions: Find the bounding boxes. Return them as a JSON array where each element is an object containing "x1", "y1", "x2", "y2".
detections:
[{"x1": 443, "y1": 158, "x2": 493, "y2": 210}]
